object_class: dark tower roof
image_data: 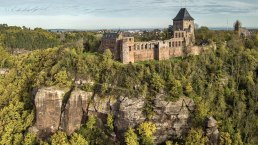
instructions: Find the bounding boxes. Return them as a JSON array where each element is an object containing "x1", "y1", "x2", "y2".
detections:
[{"x1": 173, "y1": 8, "x2": 194, "y2": 21}]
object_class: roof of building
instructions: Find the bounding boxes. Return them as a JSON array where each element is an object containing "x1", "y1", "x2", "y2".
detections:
[{"x1": 173, "y1": 8, "x2": 194, "y2": 21}]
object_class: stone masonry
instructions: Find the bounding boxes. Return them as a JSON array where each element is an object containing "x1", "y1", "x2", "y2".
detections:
[{"x1": 99, "y1": 8, "x2": 201, "y2": 64}]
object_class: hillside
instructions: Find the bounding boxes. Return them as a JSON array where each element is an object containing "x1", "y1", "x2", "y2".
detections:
[{"x1": 0, "y1": 26, "x2": 258, "y2": 145}]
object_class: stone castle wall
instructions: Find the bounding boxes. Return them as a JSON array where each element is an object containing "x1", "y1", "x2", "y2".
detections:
[
  {"x1": 99, "y1": 8, "x2": 197, "y2": 64},
  {"x1": 120, "y1": 35, "x2": 188, "y2": 63}
]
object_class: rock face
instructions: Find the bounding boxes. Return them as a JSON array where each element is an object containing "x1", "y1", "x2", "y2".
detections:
[
  {"x1": 33, "y1": 88, "x2": 195, "y2": 144},
  {"x1": 206, "y1": 116, "x2": 219, "y2": 145},
  {"x1": 34, "y1": 87, "x2": 66, "y2": 138},
  {"x1": 153, "y1": 97, "x2": 195, "y2": 143},
  {"x1": 60, "y1": 90, "x2": 93, "y2": 135},
  {"x1": 114, "y1": 96, "x2": 146, "y2": 134}
]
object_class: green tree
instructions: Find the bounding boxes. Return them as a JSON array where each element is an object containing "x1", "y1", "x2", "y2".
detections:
[
  {"x1": 137, "y1": 122, "x2": 156, "y2": 145},
  {"x1": 70, "y1": 133, "x2": 88, "y2": 145},
  {"x1": 167, "y1": 77, "x2": 183, "y2": 99},
  {"x1": 23, "y1": 133, "x2": 37, "y2": 145},
  {"x1": 185, "y1": 128, "x2": 208, "y2": 145},
  {"x1": 54, "y1": 70, "x2": 72, "y2": 87},
  {"x1": 232, "y1": 131, "x2": 243, "y2": 145},
  {"x1": 124, "y1": 128, "x2": 139, "y2": 145},
  {"x1": 50, "y1": 131, "x2": 69, "y2": 145},
  {"x1": 107, "y1": 113, "x2": 114, "y2": 132},
  {"x1": 219, "y1": 132, "x2": 232, "y2": 145},
  {"x1": 150, "y1": 73, "x2": 165, "y2": 92}
]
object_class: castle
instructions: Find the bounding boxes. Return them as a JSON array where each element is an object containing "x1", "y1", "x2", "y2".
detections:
[{"x1": 99, "y1": 8, "x2": 201, "y2": 64}]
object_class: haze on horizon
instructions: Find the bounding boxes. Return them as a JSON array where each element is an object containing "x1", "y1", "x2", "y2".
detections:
[{"x1": 0, "y1": 0, "x2": 257, "y2": 29}]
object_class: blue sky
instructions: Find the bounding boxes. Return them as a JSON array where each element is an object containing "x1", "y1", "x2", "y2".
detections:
[{"x1": 0, "y1": 0, "x2": 257, "y2": 29}]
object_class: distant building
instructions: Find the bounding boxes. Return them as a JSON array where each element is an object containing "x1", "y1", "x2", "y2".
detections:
[
  {"x1": 99, "y1": 8, "x2": 202, "y2": 64},
  {"x1": 234, "y1": 20, "x2": 251, "y2": 38}
]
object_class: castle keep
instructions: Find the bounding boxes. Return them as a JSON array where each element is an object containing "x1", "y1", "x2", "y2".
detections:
[{"x1": 99, "y1": 8, "x2": 201, "y2": 64}]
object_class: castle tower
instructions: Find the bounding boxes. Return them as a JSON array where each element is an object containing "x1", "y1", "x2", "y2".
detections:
[
  {"x1": 173, "y1": 8, "x2": 195, "y2": 44},
  {"x1": 173, "y1": 8, "x2": 194, "y2": 32},
  {"x1": 121, "y1": 36, "x2": 135, "y2": 64},
  {"x1": 121, "y1": 42, "x2": 130, "y2": 64},
  {"x1": 234, "y1": 20, "x2": 242, "y2": 33}
]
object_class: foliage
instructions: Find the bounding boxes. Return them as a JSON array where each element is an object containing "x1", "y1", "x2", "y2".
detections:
[
  {"x1": 232, "y1": 131, "x2": 244, "y2": 145},
  {"x1": 185, "y1": 128, "x2": 208, "y2": 145},
  {"x1": 78, "y1": 115, "x2": 110, "y2": 145},
  {"x1": 23, "y1": 133, "x2": 37, "y2": 145},
  {"x1": 219, "y1": 132, "x2": 232, "y2": 145},
  {"x1": 125, "y1": 128, "x2": 139, "y2": 145},
  {"x1": 134, "y1": 29, "x2": 167, "y2": 42},
  {"x1": 69, "y1": 133, "x2": 89, "y2": 145},
  {"x1": 107, "y1": 113, "x2": 114, "y2": 131},
  {"x1": 0, "y1": 24, "x2": 60, "y2": 51},
  {"x1": 137, "y1": 122, "x2": 156, "y2": 145},
  {"x1": 54, "y1": 70, "x2": 72, "y2": 88},
  {"x1": 50, "y1": 131, "x2": 69, "y2": 145}
]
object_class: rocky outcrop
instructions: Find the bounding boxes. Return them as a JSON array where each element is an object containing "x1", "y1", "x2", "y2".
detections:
[
  {"x1": 60, "y1": 90, "x2": 93, "y2": 135},
  {"x1": 33, "y1": 87, "x2": 67, "y2": 138},
  {"x1": 32, "y1": 88, "x2": 195, "y2": 144},
  {"x1": 114, "y1": 96, "x2": 146, "y2": 134},
  {"x1": 152, "y1": 97, "x2": 195, "y2": 143},
  {"x1": 206, "y1": 116, "x2": 219, "y2": 145}
]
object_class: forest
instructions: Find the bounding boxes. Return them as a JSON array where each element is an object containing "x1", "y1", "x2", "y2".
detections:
[{"x1": 0, "y1": 25, "x2": 258, "y2": 145}]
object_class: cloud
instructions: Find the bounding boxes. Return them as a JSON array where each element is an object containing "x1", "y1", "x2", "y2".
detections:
[{"x1": 0, "y1": 0, "x2": 257, "y2": 28}]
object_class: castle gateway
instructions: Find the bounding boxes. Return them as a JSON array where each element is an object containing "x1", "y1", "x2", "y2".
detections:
[{"x1": 99, "y1": 8, "x2": 201, "y2": 64}]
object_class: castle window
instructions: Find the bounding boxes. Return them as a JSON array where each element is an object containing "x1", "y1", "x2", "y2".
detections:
[
  {"x1": 169, "y1": 42, "x2": 171, "y2": 47},
  {"x1": 179, "y1": 33, "x2": 181, "y2": 38},
  {"x1": 172, "y1": 42, "x2": 174, "y2": 47},
  {"x1": 137, "y1": 45, "x2": 140, "y2": 50},
  {"x1": 129, "y1": 46, "x2": 132, "y2": 51},
  {"x1": 141, "y1": 44, "x2": 143, "y2": 50},
  {"x1": 175, "y1": 33, "x2": 177, "y2": 38},
  {"x1": 175, "y1": 42, "x2": 178, "y2": 47},
  {"x1": 145, "y1": 44, "x2": 148, "y2": 49},
  {"x1": 129, "y1": 38, "x2": 132, "y2": 41}
]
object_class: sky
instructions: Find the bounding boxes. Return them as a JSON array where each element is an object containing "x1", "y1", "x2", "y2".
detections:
[{"x1": 0, "y1": 0, "x2": 257, "y2": 29}]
